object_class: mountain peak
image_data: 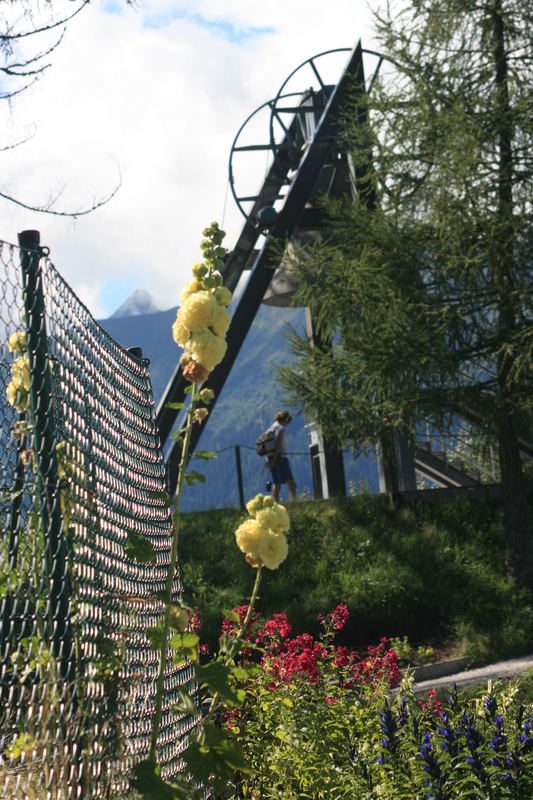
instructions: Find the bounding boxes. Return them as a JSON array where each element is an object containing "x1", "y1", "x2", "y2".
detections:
[{"x1": 111, "y1": 289, "x2": 163, "y2": 318}]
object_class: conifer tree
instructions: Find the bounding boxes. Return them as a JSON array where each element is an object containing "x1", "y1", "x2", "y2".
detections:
[{"x1": 279, "y1": 0, "x2": 533, "y2": 587}]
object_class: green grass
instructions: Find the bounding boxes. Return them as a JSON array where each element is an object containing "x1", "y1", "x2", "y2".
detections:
[{"x1": 178, "y1": 492, "x2": 533, "y2": 666}]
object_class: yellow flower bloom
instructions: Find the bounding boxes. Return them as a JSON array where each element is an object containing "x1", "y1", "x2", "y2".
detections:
[
  {"x1": 188, "y1": 329, "x2": 227, "y2": 371},
  {"x1": 245, "y1": 493, "x2": 266, "y2": 516},
  {"x1": 11, "y1": 355, "x2": 31, "y2": 391},
  {"x1": 8, "y1": 331, "x2": 27, "y2": 353},
  {"x1": 6, "y1": 380, "x2": 28, "y2": 412},
  {"x1": 256, "y1": 504, "x2": 290, "y2": 534},
  {"x1": 210, "y1": 303, "x2": 230, "y2": 337},
  {"x1": 257, "y1": 531, "x2": 288, "y2": 570},
  {"x1": 179, "y1": 290, "x2": 217, "y2": 333},
  {"x1": 180, "y1": 279, "x2": 203, "y2": 305},
  {"x1": 214, "y1": 286, "x2": 232, "y2": 306},
  {"x1": 172, "y1": 317, "x2": 189, "y2": 347},
  {"x1": 235, "y1": 518, "x2": 263, "y2": 560}
]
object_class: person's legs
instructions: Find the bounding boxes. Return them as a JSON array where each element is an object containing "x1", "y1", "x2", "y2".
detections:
[
  {"x1": 276, "y1": 457, "x2": 296, "y2": 500},
  {"x1": 270, "y1": 459, "x2": 281, "y2": 502}
]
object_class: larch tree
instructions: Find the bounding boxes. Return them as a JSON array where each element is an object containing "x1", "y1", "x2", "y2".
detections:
[{"x1": 279, "y1": 0, "x2": 533, "y2": 587}]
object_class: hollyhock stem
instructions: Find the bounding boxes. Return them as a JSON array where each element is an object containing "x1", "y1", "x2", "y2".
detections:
[
  {"x1": 236, "y1": 566, "x2": 263, "y2": 644},
  {"x1": 205, "y1": 566, "x2": 263, "y2": 723}
]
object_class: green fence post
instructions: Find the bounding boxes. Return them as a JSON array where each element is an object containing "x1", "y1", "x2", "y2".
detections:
[
  {"x1": 235, "y1": 444, "x2": 245, "y2": 510},
  {"x1": 18, "y1": 229, "x2": 74, "y2": 680}
]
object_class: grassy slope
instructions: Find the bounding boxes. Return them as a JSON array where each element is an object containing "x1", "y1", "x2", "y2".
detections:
[{"x1": 178, "y1": 493, "x2": 533, "y2": 666}]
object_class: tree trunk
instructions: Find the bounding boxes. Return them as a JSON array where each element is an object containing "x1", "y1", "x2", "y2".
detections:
[
  {"x1": 498, "y1": 415, "x2": 533, "y2": 589},
  {"x1": 491, "y1": 0, "x2": 533, "y2": 588}
]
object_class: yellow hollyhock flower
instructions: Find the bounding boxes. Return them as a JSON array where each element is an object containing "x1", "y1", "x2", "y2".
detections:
[
  {"x1": 8, "y1": 331, "x2": 27, "y2": 353},
  {"x1": 6, "y1": 380, "x2": 28, "y2": 412},
  {"x1": 11, "y1": 355, "x2": 31, "y2": 391},
  {"x1": 235, "y1": 518, "x2": 263, "y2": 561},
  {"x1": 179, "y1": 291, "x2": 217, "y2": 333},
  {"x1": 180, "y1": 279, "x2": 203, "y2": 305},
  {"x1": 188, "y1": 329, "x2": 227, "y2": 371},
  {"x1": 256, "y1": 504, "x2": 290, "y2": 534},
  {"x1": 210, "y1": 303, "x2": 230, "y2": 337},
  {"x1": 257, "y1": 531, "x2": 288, "y2": 570},
  {"x1": 172, "y1": 317, "x2": 189, "y2": 347}
]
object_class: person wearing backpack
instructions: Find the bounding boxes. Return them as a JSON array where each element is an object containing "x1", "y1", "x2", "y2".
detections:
[{"x1": 265, "y1": 410, "x2": 297, "y2": 502}]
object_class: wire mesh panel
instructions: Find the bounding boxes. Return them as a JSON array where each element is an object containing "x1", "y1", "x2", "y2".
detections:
[{"x1": 0, "y1": 237, "x2": 195, "y2": 798}]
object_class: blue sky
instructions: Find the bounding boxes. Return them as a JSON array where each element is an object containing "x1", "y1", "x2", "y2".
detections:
[{"x1": 142, "y1": 8, "x2": 275, "y2": 41}]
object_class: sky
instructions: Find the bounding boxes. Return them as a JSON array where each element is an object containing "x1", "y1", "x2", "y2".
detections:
[{"x1": 0, "y1": 0, "x2": 378, "y2": 319}]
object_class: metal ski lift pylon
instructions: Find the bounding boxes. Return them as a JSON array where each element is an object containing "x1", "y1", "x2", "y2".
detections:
[{"x1": 157, "y1": 41, "x2": 378, "y2": 495}]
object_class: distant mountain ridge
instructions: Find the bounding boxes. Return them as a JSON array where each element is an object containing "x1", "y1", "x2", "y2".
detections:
[
  {"x1": 111, "y1": 289, "x2": 165, "y2": 318},
  {"x1": 98, "y1": 299, "x2": 379, "y2": 510}
]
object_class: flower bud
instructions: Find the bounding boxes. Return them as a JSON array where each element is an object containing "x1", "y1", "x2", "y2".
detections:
[
  {"x1": 199, "y1": 388, "x2": 215, "y2": 404},
  {"x1": 182, "y1": 360, "x2": 209, "y2": 384},
  {"x1": 192, "y1": 262, "x2": 208, "y2": 279},
  {"x1": 193, "y1": 407, "x2": 209, "y2": 424}
]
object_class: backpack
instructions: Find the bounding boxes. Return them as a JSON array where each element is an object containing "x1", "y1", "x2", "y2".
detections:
[{"x1": 256, "y1": 428, "x2": 277, "y2": 457}]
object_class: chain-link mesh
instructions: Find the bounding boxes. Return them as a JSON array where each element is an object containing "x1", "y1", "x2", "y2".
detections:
[{"x1": 0, "y1": 238, "x2": 196, "y2": 798}]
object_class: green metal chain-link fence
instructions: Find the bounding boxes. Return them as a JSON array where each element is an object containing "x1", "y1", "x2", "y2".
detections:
[{"x1": 0, "y1": 233, "x2": 196, "y2": 798}]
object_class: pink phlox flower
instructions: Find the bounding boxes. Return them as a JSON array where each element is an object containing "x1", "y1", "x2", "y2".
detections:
[
  {"x1": 419, "y1": 688, "x2": 442, "y2": 716},
  {"x1": 318, "y1": 602, "x2": 350, "y2": 632},
  {"x1": 331, "y1": 603, "x2": 349, "y2": 630},
  {"x1": 256, "y1": 613, "x2": 292, "y2": 650}
]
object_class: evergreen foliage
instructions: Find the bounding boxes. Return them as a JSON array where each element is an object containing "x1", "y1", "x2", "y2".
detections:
[{"x1": 278, "y1": 0, "x2": 533, "y2": 586}]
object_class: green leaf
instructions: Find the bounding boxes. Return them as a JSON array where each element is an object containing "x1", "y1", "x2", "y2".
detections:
[
  {"x1": 193, "y1": 451, "x2": 217, "y2": 460},
  {"x1": 170, "y1": 632, "x2": 199, "y2": 663},
  {"x1": 0, "y1": 489, "x2": 23, "y2": 503},
  {"x1": 185, "y1": 385, "x2": 194, "y2": 395},
  {"x1": 165, "y1": 402, "x2": 185, "y2": 410},
  {"x1": 195, "y1": 661, "x2": 246, "y2": 707},
  {"x1": 183, "y1": 471, "x2": 206, "y2": 486},
  {"x1": 130, "y1": 760, "x2": 186, "y2": 800},
  {"x1": 0, "y1": 568, "x2": 19, "y2": 595},
  {"x1": 171, "y1": 689, "x2": 200, "y2": 718},
  {"x1": 222, "y1": 609, "x2": 241, "y2": 623},
  {"x1": 167, "y1": 603, "x2": 189, "y2": 632},
  {"x1": 126, "y1": 531, "x2": 156, "y2": 564},
  {"x1": 231, "y1": 664, "x2": 261, "y2": 682},
  {"x1": 146, "y1": 489, "x2": 173, "y2": 504},
  {"x1": 171, "y1": 428, "x2": 187, "y2": 442},
  {"x1": 183, "y1": 723, "x2": 250, "y2": 783},
  {"x1": 146, "y1": 625, "x2": 165, "y2": 651}
]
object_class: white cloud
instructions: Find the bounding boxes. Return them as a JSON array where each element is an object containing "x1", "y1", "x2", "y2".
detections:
[{"x1": 0, "y1": 0, "x2": 378, "y2": 318}]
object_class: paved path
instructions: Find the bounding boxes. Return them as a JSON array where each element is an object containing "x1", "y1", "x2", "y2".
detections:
[{"x1": 414, "y1": 653, "x2": 533, "y2": 693}]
